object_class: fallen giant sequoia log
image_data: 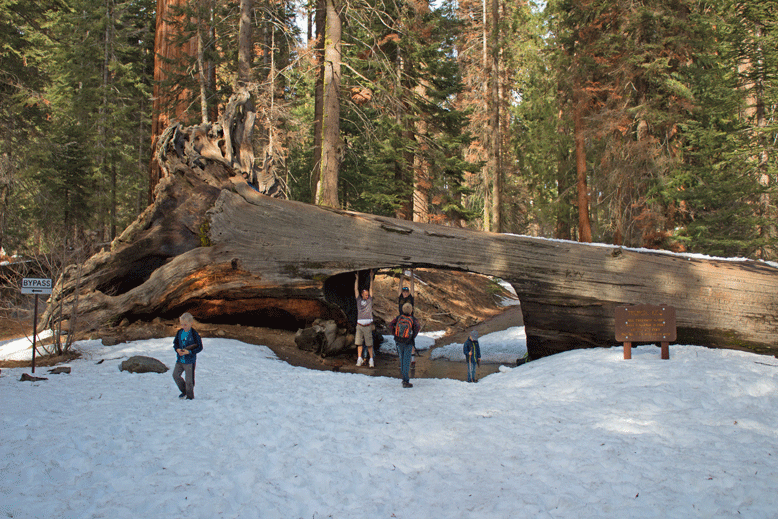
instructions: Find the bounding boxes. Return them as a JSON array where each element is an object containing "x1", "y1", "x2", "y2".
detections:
[{"x1": 43, "y1": 121, "x2": 778, "y2": 358}]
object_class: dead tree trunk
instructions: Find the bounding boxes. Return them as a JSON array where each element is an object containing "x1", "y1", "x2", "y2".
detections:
[{"x1": 43, "y1": 109, "x2": 778, "y2": 358}]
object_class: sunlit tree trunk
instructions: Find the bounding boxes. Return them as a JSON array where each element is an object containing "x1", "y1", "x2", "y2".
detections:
[
  {"x1": 412, "y1": 84, "x2": 430, "y2": 224},
  {"x1": 487, "y1": 0, "x2": 501, "y2": 232},
  {"x1": 149, "y1": 0, "x2": 198, "y2": 203},
  {"x1": 311, "y1": 0, "x2": 325, "y2": 203},
  {"x1": 573, "y1": 81, "x2": 592, "y2": 243},
  {"x1": 315, "y1": 0, "x2": 341, "y2": 208},
  {"x1": 480, "y1": 0, "x2": 491, "y2": 231},
  {"x1": 196, "y1": 0, "x2": 215, "y2": 124},
  {"x1": 395, "y1": 47, "x2": 413, "y2": 220},
  {"x1": 740, "y1": 21, "x2": 774, "y2": 257}
]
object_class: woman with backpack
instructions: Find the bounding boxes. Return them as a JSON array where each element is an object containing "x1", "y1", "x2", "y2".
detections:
[{"x1": 390, "y1": 303, "x2": 421, "y2": 388}]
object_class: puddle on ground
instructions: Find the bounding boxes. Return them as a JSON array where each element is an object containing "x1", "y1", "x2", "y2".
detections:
[{"x1": 412, "y1": 358, "x2": 502, "y2": 381}]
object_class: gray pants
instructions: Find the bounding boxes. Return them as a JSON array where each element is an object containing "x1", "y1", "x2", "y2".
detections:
[{"x1": 173, "y1": 362, "x2": 196, "y2": 399}]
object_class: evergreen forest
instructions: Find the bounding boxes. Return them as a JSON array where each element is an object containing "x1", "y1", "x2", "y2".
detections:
[{"x1": 2, "y1": 0, "x2": 777, "y2": 270}]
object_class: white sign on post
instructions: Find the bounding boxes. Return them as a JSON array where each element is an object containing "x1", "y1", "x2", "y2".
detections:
[{"x1": 21, "y1": 278, "x2": 53, "y2": 295}]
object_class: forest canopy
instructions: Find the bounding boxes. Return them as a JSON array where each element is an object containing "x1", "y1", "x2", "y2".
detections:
[{"x1": 1, "y1": 0, "x2": 776, "y2": 265}]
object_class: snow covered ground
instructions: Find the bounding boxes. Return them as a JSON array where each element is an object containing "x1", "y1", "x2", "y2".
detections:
[
  {"x1": 1, "y1": 331, "x2": 777, "y2": 518},
  {"x1": 432, "y1": 326, "x2": 528, "y2": 364}
]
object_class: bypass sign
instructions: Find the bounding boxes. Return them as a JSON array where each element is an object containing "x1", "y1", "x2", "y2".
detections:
[{"x1": 21, "y1": 278, "x2": 53, "y2": 295}]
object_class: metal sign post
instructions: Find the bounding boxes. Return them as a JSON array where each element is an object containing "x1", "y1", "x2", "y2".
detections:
[{"x1": 21, "y1": 278, "x2": 53, "y2": 373}]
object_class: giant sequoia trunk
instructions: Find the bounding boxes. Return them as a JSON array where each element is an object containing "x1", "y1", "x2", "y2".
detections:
[
  {"x1": 43, "y1": 112, "x2": 778, "y2": 358},
  {"x1": 150, "y1": 0, "x2": 200, "y2": 202}
]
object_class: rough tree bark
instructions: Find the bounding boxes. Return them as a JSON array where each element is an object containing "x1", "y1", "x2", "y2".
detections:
[
  {"x1": 487, "y1": 0, "x2": 501, "y2": 233},
  {"x1": 149, "y1": 0, "x2": 199, "y2": 203},
  {"x1": 573, "y1": 77, "x2": 593, "y2": 243},
  {"x1": 237, "y1": 0, "x2": 253, "y2": 88},
  {"x1": 315, "y1": 0, "x2": 342, "y2": 207},
  {"x1": 310, "y1": 0, "x2": 325, "y2": 203},
  {"x1": 43, "y1": 108, "x2": 778, "y2": 358}
]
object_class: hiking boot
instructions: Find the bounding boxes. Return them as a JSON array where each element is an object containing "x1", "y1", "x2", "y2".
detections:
[
  {"x1": 402, "y1": 381, "x2": 413, "y2": 388},
  {"x1": 369, "y1": 358, "x2": 375, "y2": 368},
  {"x1": 356, "y1": 357, "x2": 364, "y2": 367}
]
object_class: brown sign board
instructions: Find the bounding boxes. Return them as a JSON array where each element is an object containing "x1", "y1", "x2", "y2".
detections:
[{"x1": 615, "y1": 304, "x2": 677, "y2": 342}]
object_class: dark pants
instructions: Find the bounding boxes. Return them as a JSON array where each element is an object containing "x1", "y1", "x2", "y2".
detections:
[
  {"x1": 173, "y1": 362, "x2": 196, "y2": 399},
  {"x1": 396, "y1": 340, "x2": 413, "y2": 383}
]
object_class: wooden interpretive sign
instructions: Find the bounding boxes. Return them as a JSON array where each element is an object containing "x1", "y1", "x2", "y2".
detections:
[{"x1": 614, "y1": 304, "x2": 676, "y2": 360}]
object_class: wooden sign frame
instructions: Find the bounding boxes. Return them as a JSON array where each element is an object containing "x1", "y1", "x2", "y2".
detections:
[{"x1": 615, "y1": 304, "x2": 676, "y2": 360}]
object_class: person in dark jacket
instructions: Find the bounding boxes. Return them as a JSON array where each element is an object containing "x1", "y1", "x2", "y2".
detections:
[
  {"x1": 398, "y1": 271, "x2": 415, "y2": 315},
  {"x1": 463, "y1": 330, "x2": 481, "y2": 383},
  {"x1": 172, "y1": 312, "x2": 204, "y2": 400},
  {"x1": 390, "y1": 303, "x2": 421, "y2": 388},
  {"x1": 398, "y1": 270, "x2": 419, "y2": 360}
]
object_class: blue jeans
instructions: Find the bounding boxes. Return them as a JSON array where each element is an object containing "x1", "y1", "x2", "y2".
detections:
[
  {"x1": 396, "y1": 340, "x2": 413, "y2": 383},
  {"x1": 467, "y1": 358, "x2": 478, "y2": 382}
]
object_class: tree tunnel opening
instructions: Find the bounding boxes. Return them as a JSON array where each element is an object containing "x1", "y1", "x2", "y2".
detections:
[
  {"x1": 322, "y1": 268, "x2": 523, "y2": 333},
  {"x1": 322, "y1": 270, "x2": 371, "y2": 332},
  {"x1": 204, "y1": 307, "x2": 303, "y2": 331}
]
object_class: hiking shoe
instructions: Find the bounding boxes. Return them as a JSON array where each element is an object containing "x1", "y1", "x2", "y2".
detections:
[
  {"x1": 369, "y1": 358, "x2": 375, "y2": 368},
  {"x1": 402, "y1": 381, "x2": 413, "y2": 388},
  {"x1": 356, "y1": 357, "x2": 364, "y2": 367}
]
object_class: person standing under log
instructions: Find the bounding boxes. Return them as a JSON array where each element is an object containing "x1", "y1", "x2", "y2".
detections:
[
  {"x1": 172, "y1": 312, "x2": 204, "y2": 399},
  {"x1": 398, "y1": 270, "x2": 415, "y2": 315},
  {"x1": 355, "y1": 271, "x2": 375, "y2": 368},
  {"x1": 391, "y1": 302, "x2": 421, "y2": 388},
  {"x1": 398, "y1": 269, "x2": 419, "y2": 363}
]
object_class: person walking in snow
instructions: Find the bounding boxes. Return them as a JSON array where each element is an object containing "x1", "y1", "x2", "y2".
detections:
[
  {"x1": 172, "y1": 312, "x2": 203, "y2": 400},
  {"x1": 391, "y1": 303, "x2": 421, "y2": 388},
  {"x1": 463, "y1": 330, "x2": 481, "y2": 383},
  {"x1": 354, "y1": 270, "x2": 376, "y2": 368}
]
